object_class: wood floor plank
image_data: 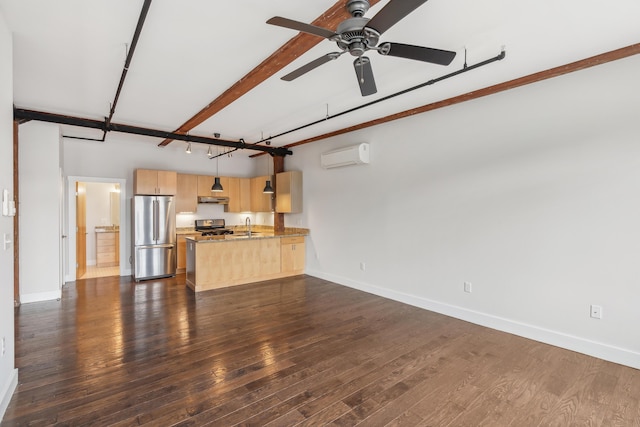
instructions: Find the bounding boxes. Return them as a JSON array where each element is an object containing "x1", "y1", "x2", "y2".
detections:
[{"x1": 2, "y1": 274, "x2": 639, "y2": 426}]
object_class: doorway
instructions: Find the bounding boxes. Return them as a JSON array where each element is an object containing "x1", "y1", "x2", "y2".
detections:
[{"x1": 66, "y1": 177, "x2": 126, "y2": 282}]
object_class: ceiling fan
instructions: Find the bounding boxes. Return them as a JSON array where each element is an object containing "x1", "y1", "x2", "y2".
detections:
[{"x1": 267, "y1": 0, "x2": 457, "y2": 96}]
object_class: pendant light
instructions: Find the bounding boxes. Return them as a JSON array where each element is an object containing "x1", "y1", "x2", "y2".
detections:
[
  {"x1": 263, "y1": 155, "x2": 274, "y2": 194},
  {"x1": 185, "y1": 142, "x2": 192, "y2": 154},
  {"x1": 211, "y1": 146, "x2": 223, "y2": 192},
  {"x1": 207, "y1": 146, "x2": 213, "y2": 158}
]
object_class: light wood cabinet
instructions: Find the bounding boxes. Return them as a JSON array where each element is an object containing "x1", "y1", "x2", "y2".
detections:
[
  {"x1": 134, "y1": 169, "x2": 177, "y2": 195},
  {"x1": 188, "y1": 238, "x2": 281, "y2": 291},
  {"x1": 176, "y1": 174, "x2": 198, "y2": 213},
  {"x1": 197, "y1": 175, "x2": 230, "y2": 198},
  {"x1": 186, "y1": 235, "x2": 307, "y2": 292},
  {"x1": 281, "y1": 236, "x2": 305, "y2": 274},
  {"x1": 177, "y1": 232, "x2": 199, "y2": 273},
  {"x1": 96, "y1": 231, "x2": 119, "y2": 267},
  {"x1": 225, "y1": 177, "x2": 251, "y2": 213},
  {"x1": 276, "y1": 170, "x2": 303, "y2": 213},
  {"x1": 250, "y1": 175, "x2": 274, "y2": 212}
]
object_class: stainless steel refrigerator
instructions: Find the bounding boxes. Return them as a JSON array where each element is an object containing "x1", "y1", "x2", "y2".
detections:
[{"x1": 131, "y1": 195, "x2": 176, "y2": 281}]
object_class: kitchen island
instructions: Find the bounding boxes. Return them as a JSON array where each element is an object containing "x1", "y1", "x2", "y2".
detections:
[{"x1": 185, "y1": 229, "x2": 307, "y2": 292}]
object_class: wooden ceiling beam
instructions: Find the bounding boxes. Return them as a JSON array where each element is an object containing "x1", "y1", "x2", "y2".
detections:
[
  {"x1": 272, "y1": 42, "x2": 640, "y2": 152},
  {"x1": 158, "y1": 0, "x2": 381, "y2": 147}
]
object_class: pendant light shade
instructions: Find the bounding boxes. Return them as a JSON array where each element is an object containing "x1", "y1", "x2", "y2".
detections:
[
  {"x1": 263, "y1": 154, "x2": 273, "y2": 193},
  {"x1": 263, "y1": 180, "x2": 274, "y2": 194},
  {"x1": 211, "y1": 176, "x2": 223, "y2": 192},
  {"x1": 211, "y1": 146, "x2": 223, "y2": 192}
]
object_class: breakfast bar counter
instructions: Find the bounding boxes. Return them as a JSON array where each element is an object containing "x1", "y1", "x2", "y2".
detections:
[{"x1": 185, "y1": 229, "x2": 308, "y2": 292}]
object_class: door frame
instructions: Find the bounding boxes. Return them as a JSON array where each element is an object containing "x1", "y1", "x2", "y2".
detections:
[{"x1": 66, "y1": 176, "x2": 127, "y2": 282}]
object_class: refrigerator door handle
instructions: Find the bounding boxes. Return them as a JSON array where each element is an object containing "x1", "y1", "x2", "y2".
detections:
[{"x1": 153, "y1": 199, "x2": 158, "y2": 241}]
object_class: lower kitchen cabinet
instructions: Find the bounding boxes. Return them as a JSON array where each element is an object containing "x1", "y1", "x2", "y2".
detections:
[
  {"x1": 177, "y1": 233, "x2": 199, "y2": 273},
  {"x1": 186, "y1": 234, "x2": 307, "y2": 292},
  {"x1": 280, "y1": 236, "x2": 305, "y2": 274},
  {"x1": 96, "y1": 231, "x2": 119, "y2": 267}
]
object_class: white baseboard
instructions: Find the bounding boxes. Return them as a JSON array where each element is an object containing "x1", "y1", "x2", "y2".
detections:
[
  {"x1": 20, "y1": 290, "x2": 61, "y2": 304},
  {"x1": 306, "y1": 269, "x2": 640, "y2": 370},
  {"x1": 0, "y1": 369, "x2": 18, "y2": 421}
]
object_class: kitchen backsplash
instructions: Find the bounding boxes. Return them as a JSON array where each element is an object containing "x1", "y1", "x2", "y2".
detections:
[{"x1": 175, "y1": 203, "x2": 275, "y2": 228}]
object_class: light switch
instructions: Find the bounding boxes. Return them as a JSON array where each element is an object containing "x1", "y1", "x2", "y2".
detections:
[{"x1": 3, "y1": 233, "x2": 11, "y2": 250}]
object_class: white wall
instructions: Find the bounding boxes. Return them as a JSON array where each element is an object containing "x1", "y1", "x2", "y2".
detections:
[
  {"x1": 287, "y1": 54, "x2": 640, "y2": 369},
  {"x1": 0, "y1": 10, "x2": 17, "y2": 420},
  {"x1": 18, "y1": 122, "x2": 61, "y2": 303}
]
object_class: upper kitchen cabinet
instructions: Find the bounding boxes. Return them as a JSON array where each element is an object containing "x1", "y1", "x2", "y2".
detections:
[
  {"x1": 250, "y1": 176, "x2": 274, "y2": 212},
  {"x1": 176, "y1": 173, "x2": 198, "y2": 213},
  {"x1": 134, "y1": 169, "x2": 177, "y2": 195},
  {"x1": 225, "y1": 177, "x2": 251, "y2": 213},
  {"x1": 276, "y1": 171, "x2": 302, "y2": 213},
  {"x1": 197, "y1": 175, "x2": 229, "y2": 198}
]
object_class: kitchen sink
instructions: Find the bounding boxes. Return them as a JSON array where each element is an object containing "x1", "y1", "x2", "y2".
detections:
[{"x1": 226, "y1": 232, "x2": 264, "y2": 239}]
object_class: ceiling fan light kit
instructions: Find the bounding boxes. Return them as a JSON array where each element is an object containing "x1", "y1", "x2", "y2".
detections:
[{"x1": 267, "y1": 0, "x2": 457, "y2": 96}]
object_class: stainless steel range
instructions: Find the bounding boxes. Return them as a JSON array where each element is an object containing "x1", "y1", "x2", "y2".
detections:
[{"x1": 194, "y1": 219, "x2": 234, "y2": 236}]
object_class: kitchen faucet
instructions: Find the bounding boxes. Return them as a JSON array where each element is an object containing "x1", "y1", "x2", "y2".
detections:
[{"x1": 245, "y1": 217, "x2": 251, "y2": 237}]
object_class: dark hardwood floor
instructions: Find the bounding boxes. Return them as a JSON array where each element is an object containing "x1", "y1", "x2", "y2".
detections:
[{"x1": 3, "y1": 274, "x2": 639, "y2": 426}]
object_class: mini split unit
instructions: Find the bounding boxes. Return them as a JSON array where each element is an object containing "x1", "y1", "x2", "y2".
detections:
[{"x1": 321, "y1": 143, "x2": 370, "y2": 169}]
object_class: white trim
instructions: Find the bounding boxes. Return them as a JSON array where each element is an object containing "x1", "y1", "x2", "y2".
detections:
[
  {"x1": 66, "y1": 176, "x2": 127, "y2": 282},
  {"x1": 0, "y1": 368, "x2": 18, "y2": 421},
  {"x1": 20, "y1": 290, "x2": 61, "y2": 304},
  {"x1": 306, "y1": 269, "x2": 640, "y2": 370}
]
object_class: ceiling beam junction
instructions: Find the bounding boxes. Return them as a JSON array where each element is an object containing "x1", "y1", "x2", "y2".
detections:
[
  {"x1": 157, "y1": 0, "x2": 381, "y2": 147},
  {"x1": 13, "y1": 108, "x2": 292, "y2": 156}
]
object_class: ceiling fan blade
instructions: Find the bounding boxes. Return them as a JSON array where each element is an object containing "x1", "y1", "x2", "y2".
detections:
[
  {"x1": 379, "y1": 42, "x2": 456, "y2": 65},
  {"x1": 281, "y1": 53, "x2": 341, "y2": 81},
  {"x1": 267, "y1": 16, "x2": 337, "y2": 39},
  {"x1": 353, "y1": 57, "x2": 377, "y2": 96},
  {"x1": 365, "y1": 0, "x2": 430, "y2": 35}
]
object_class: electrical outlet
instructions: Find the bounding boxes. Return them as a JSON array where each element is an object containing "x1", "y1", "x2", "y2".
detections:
[
  {"x1": 464, "y1": 282, "x2": 472, "y2": 293},
  {"x1": 360, "y1": 262, "x2": 366, "y2": 271},
  {"x1": 590, "y1": 304, "x2": 602, "y2": 319}
]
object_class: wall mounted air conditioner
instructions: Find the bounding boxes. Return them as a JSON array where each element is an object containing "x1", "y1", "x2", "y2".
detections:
[{"x1": 321, "y1": 143, "x2": 370, "y2": 169}]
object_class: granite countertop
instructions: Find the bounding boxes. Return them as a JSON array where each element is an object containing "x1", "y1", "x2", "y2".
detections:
[
  {"x1": 176, "y1": 228, "x2": 198, "y2": 235},
  {"x1": 186, "y1": 228, "x2": 308, "y2": 243},
  {"x1": 95, "y1": 226, "x2": 119, "y2": 233}
]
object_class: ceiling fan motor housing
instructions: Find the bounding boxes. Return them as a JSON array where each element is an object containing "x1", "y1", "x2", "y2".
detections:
[{"x1": 336, "y1": 17, "x2": 380, "y2": 56}]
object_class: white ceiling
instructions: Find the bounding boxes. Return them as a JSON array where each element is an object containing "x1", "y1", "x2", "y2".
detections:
[{"x1": 1, "y1": 0, "x2": 639, "y2": 154}]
